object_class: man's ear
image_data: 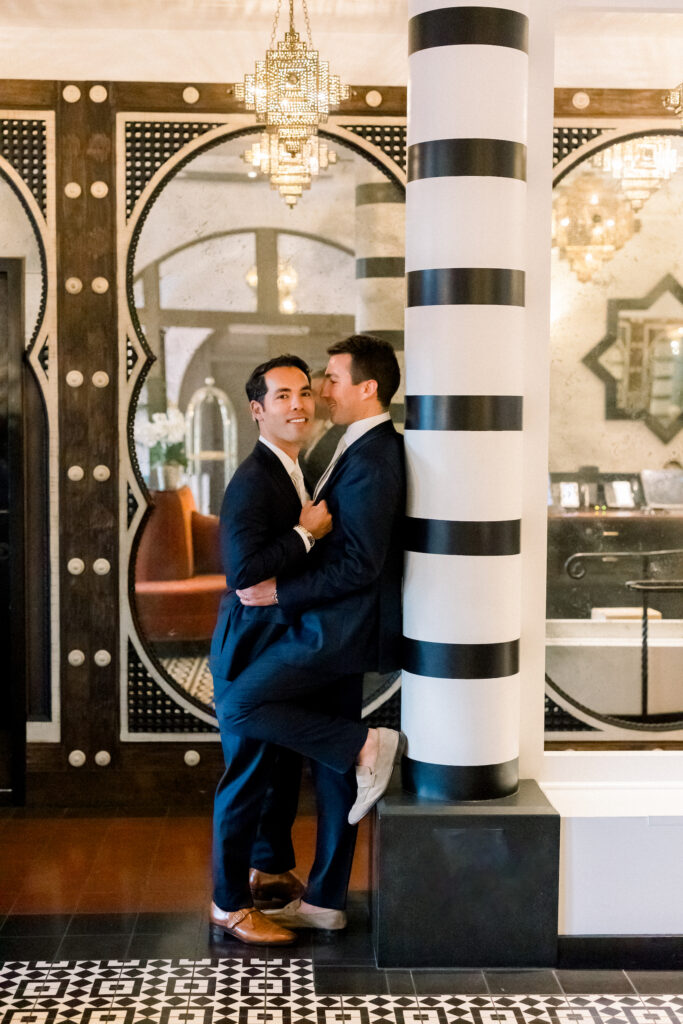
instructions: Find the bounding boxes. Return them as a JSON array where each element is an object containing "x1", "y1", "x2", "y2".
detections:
[
  {"x1": 361, "y1": 378, "x2": 379, "y2": 401},
  {"x1": 250, "y1": 399, "x2": 265, "y2": 423}
]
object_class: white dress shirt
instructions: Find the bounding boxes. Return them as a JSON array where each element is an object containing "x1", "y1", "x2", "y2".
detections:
[
  {"x1": 342, "y1": 410, "x2": 391, "y2": 449},
  {"x1": 313, "y1": 411, "x2": 391, "y2": 499},
  {"x1": 258, "y1": 436, "x2": 313, "y2": 551}
]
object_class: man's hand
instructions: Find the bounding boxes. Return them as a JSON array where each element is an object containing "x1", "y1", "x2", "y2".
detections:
[
  {"x1": 300, "y1": 500, "x2": 332, "y2": 540},
  {"x1": 236, "y1": 578, "x2": 278, "y2": 606}
]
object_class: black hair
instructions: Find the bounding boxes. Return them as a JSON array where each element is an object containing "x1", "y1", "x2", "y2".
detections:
[
  {"x1": 245, "y1": 354, "x2": 311, "y2": 405},
  {"x1": 327, "y1": 334, "x2": 400, "y2": 408}
]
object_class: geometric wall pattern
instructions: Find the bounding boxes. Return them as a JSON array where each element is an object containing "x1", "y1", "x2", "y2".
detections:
[
  {"x1": 553, "y1": 126, "x2": 607, "y2": 167},
  {"x1": 0, "y1": 118, "x2": 48, "y2": 215},
  {"x1": 345, "y1": 125, "x2": 407, "y2": 172},
  {"x1": 127, "y1": 643, "x2": 219, "y2": 734},
  {"x1": 125, "y1": 121, "x2": 224, "y2": 216}
]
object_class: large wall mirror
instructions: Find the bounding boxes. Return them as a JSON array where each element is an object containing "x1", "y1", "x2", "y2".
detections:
[
  {"x1": 546, "y1": 126, "x2": 683, "y2": 744},
  {"x1": 123, "y1": 121, "x2": 405, "y2": 724},
  {"x1": 0, "y1": 168, "x2": 44, "y2": 345},
  {"x1": 0, "y1": 139, "x2": 54, "y2": 734}
]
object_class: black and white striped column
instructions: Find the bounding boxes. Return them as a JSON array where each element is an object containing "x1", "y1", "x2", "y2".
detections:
[
  {"x1": 355, "y1": 166, "x2": 406, "y2": 421},
  {"x1": 402, "y1": 0, "x2": 528, "y2": 801}
]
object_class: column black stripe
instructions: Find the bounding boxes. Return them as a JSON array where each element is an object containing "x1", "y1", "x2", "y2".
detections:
[
  {"x1": 403, "y1": 637, "x2": 519, "y2": 679},
  {"x1": 408, "y1": 138, "x2": 526, "y2": 182},
  {"x1": 405, "y1": 395, "x2": 522, "y2": 431},
  {"x1": 356, "y1": 182, "x2": 404, "y2": 206},
  {"x1": 409, "y1": 6, "x2": 529, "y2": 55},
  {"x1": 356, "y1": 257, "x2": 405, "y2": 279},
  {"x1": 407, "y1": 268, "x2": 525, "y2": 307},
  {"x1": 405, "y1": 517, "x2": 520, "y2": 555},
  {"x1": 401, "y1": 756, "x2": 519, "y2": 801}
]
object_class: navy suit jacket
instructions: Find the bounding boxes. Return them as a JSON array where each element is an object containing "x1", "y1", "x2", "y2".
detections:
[
  {"x1": 210, "y1": 441, "x2": 307, "y2": 685},
  {"x1": 276, "y1": 419, "x2": 405, "y2": 676}
]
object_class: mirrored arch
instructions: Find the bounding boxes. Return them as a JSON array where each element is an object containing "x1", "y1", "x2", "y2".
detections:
[
  {"x1": 547, "y1": 126, "x2": 683, "y2": 741},
  {"x1": 0, "y1": 165, "x2": 46, "y2": 347},
  {"x1": 126, "y1": 124, "x2": 405, "y2": 714}
]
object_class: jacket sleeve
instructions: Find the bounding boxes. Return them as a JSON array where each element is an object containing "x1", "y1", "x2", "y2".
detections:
[
  {"x1": 276, "y1": 451, "x2": 403, "y2": 616},
  {"x1": 221, "y1": 476, "x2": 307, "y2": 590}
]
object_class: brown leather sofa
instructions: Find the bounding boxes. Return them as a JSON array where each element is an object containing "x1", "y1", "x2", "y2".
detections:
[{"x1": 134, "y1": 485, "x2": 226, "y2": 642}]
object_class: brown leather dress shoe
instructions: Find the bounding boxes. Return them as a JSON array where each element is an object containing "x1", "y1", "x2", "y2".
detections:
[
  {"x1": 209, "y1": 902, "x2": 296, "y2": 945},
  {"x1": 249, "y1": 868, "x2": 305, "y2": 906}
]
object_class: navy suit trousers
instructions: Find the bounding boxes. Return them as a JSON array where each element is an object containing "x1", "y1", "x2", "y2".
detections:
[
  {"x1": 215, "y1": 654, "x2": 368, "y2": 775},
  {"x1": 212, "y1": 733, "x2": 301, "y2": 912},
  {"x1": 212, "y1": 671, "x2": 363, "y2": 911}
]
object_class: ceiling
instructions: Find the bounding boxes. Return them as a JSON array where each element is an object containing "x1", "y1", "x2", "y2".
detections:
[
  {"x1": 0, "y1": 0, "x2": 407, "y2": 31},
  {"x1": 0, "y1": 2, "x2": 682, "y2": 88}
]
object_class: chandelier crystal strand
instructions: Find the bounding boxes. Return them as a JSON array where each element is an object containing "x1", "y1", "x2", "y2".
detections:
[
  {"x1": 552, "y1": 171, "x2": 636, "y2": 283},
  {"x1": 237, "y1": 0, "x2": 347, "y2": 207},
  {"x1": 593, "y1": 137, "x2": 678, "y2": 211}
]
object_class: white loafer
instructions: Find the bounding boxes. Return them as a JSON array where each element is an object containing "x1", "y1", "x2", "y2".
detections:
[
  {"x1": 263, "y1": 898, "x2": 347, "y2": 931},
  {"x1": 347, "y1": 728, "x2": 406, "y2": 825}
]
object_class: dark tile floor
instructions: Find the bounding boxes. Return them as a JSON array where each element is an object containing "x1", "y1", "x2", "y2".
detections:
[{"x1": 1, "y1": 806, "x2": 682, "y2": 1021}]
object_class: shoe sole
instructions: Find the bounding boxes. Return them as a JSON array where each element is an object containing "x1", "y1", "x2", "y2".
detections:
[
  {"x1": 262, "y1": 917, "x2": 347, "y2": 931},
  {"x1": 209, "y1": 922, "x2": 296, "y2": 945}
]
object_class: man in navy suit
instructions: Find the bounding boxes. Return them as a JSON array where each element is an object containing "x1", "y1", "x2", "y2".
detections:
[
  {"x1": 210, "y1": 355, "x2": 338, "y2": 946},
  {"x1": 215, "y1": 335, "x2": 405, "y2": 931}
]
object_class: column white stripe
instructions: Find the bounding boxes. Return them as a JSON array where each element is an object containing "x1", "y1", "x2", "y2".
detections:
[
  {"x1": 405, "y1": 177, "x2": 526, "y2": 272},
  {"x1": 408, "y1": 46, "x2": 528, "y2": 146},
  {"x1": 405, "y1": 306, "x2": 525, "y2": 395},
  {"x1": 403, "y1": 551, "x2": 522, "y2": 645},
  {"x1": 355, "y1": 278, "x2": 405, "y2": 333},
  {"x1": 409, "y1": 0, "x2": 529, "y2": 17},
  {"x1": 355, "y1": 204, "x2": 405, "y2": 260},
  {"x1": 405, "y1": 431, "x2": 523, "y2": 521},
  {"x1": 402, "y1": 671, "x2": 521, "y2": 765}
]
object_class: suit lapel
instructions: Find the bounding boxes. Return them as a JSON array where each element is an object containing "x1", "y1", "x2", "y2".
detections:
[
  {"x1": 252, "y1": 442, "x2": 302, "y2": 514},
  {"x1": 316, "y1": 420, "x2": 395, "y2": 499}
]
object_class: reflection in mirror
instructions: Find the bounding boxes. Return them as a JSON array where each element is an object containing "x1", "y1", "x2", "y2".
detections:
[
  {"x1": 0, "y1": 171, "x2": 43, "y2": 344},
  {"x1": 130, "y1": 129, "x2": 404, "y2": 710},
  {"x1": 583, "y1": 274, "x2": 683, "y2": 443},
  {"x1": 547, "y1": 129, "x2": 683, "y2": 742}
]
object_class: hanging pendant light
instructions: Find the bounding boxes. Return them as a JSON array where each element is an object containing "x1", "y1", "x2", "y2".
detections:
[
  {"x1": 236, "y1": 0, "x2": 346, "y2": 206},
  {"x1": 243, "y1": 131, "x2": 338, "y2": 206}
]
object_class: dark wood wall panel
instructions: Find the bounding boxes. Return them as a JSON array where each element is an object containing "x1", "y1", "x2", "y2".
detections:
[
  {"x1": 2, "y1": 81, "x2": 678, "y2": 120},
  {"x1": 0, "y1": 81, "x2": 57, "y2": 108},
  {"x1": 56, "y1": 83, "x2": 119, "y2": 774},
  {"x1": 554, "y1": 88, "x2": 677, "y2": 119}
]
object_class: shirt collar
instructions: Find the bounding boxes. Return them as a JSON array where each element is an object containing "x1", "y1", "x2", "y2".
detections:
[
  {"x1": 258, "y1": 435, "x2": 302, "y2": 476},
  {"x1": 343, "y1": 411, "x2": 391, "y2": 450}
]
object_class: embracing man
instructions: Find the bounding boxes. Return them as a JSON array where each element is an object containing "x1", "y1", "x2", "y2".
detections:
[{"x1": 211, "y1": 335, "x2": 405, "y2": 943}]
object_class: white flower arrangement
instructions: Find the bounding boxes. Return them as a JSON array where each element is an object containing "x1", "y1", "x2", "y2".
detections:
[{"x1": 134, "y1": 407, "x2": 187, "y2": 468}]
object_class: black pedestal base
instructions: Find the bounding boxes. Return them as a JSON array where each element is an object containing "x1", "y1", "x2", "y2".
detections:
[{"x1": 371, "y1": 777, "x2": 560, "y2": 968}]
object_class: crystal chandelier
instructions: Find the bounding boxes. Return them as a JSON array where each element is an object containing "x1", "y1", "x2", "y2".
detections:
[
  {"x1": 243, "y1": 132, "x2": 337, "y2": 207},
  {"x1": 592, "y1": 137, "x2": 678, "y2": 211},
  {"x1": 552, "y1": 171, "x2": 636, "y2": 283},
  {"x1": 236, "y1": 0, "x2": 347, "y2": 206}
]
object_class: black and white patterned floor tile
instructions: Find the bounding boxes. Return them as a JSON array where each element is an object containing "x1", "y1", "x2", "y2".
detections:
[
  {"x1": 483, "y1": 996, "x2": 563, "y2": 1024},
  {"x1": 1, "y1": 961, "x2": 682, "y2": 1024}
]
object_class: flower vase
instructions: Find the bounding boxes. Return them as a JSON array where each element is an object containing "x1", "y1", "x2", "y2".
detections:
[{"x1": 161, "y1": 463, "x2": 184, "y2": 490}]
